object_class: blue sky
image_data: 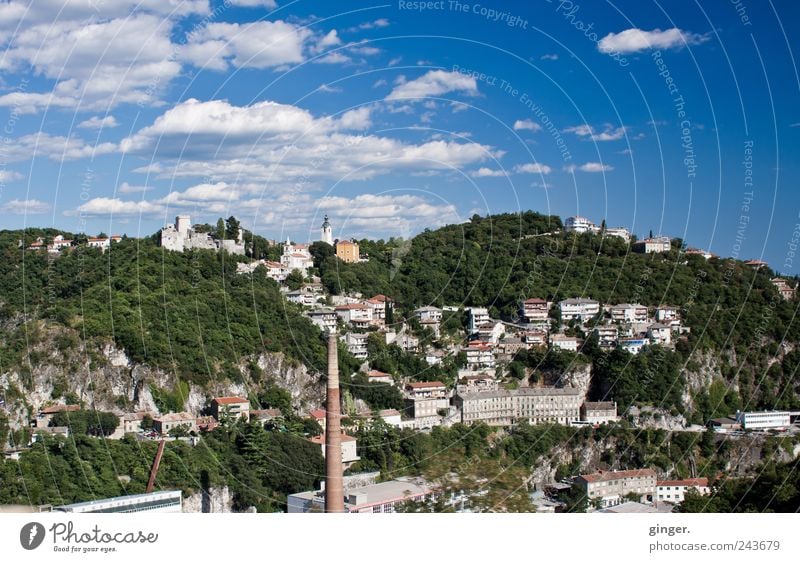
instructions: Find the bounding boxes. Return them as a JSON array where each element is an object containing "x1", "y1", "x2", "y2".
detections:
[{"x1": 1, "y1": 0, "x2": 799, "y2": 271}]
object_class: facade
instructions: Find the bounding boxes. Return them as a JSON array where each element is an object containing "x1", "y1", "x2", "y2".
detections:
[
  {"x1": 521, "y1": 298, "x2": 549, "y2": 322},
  {"x1": 465, "y1": 341, "x2": 496, "y2": 369},
  {"x1": 735, "y1": 410, "x2": 791, "y2": 431},
  {"x1": 477, "y1": 321, "x2": 505, "y2": 344},
  {"x1": 309, "y1": 433, "x2": 360, "y2": 469},
  {"x1": 415, "y1": 306, "x2": 443, "y2": 323},
  {"x1": 594, "y1": 325, "x2": 618, "y2": 348},
  {"x1": 211, "y1": 396, "x2": 250, "y2": 421},
  {"x1": 336, "y1": 239, "x2": 360, "y2": 263},
  {"x1": 467, "y1": 307, "x2": 490, "y2": 333},
  {"x1": 575, "y1": 469, "x2": 657, "y2": 508},
  {"x1": 633, "y1": 236, "x2": 671, "y2": 254},
  {"x1": 655, "y1": 306, "x2": 680, "y2": 323},
  {"x1": 523, "y1": 330, "x2": 548, "y2": 347},
  {"x1": 581, "y1": 402, "x2": 618, "y2": 424},
  {"x1": 160, "y1": 215, "x2": 244, "y2": 255},
  {"x1": 281, "y1": 239, "x2": 314, "y2": 275},
  {"x1": 152, "y1": 412, "x2": 197, "y2": 435},
  {"x1": 335, "y1": 303, "x2": 373, "y2": 328},
  {"x1": 559, "y1": 298, "x2": 600, "y2": 323},
  {"x1": 771, "y1": 278, "x2": 795, "y2": 300},
  {"x1": 564, "y1": 216, "x2": 597, "y2": 234},
  {"x1": 604, "y1": 227, "x2": 631, "y2": 243},
  {"x1": 647, "y1": 323, "x2": 672, "y2": 345},
  {"x1": 308, "y1": 308, "x2": 338, "y2": 333},
  {"x1": 550, "y1": 333, "x2": 579, "y2": 352},
  {"x1": 341, "y1": 332, "x2": 368, "y2": 360},
  {"x1": 365, "y1": 294, "x2": 392, "y2": 326},
  {"x1": 454, "y1": 387, "x2": 582, "y2": 427},
  {"x1": 287, "y1": 477, "x2": 434, "y2": 514},
  {"x1": 285, "y1": 288, "x2": 318, "y2": 307},
  {"x1": 656, "y1": 478, "x2": 710, "y2": 504},
  {"x1": 404, "y1": 382, "x2": 449, "y2": 419},
  {"x1": 610, "y1": 303, "x2": 648, "y2": 323},
  {"x1": 367, "y1": 370, "x2": 394, "y2": 385},
  {"x1": 320, "y1": 215, "x2": 333, "y2": 245},
  {"x1": 56, "y1": 490, "x2": 183, "y2": 514}
]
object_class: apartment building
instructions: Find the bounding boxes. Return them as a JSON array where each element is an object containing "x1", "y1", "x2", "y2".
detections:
[
  {"x1": 575, "y1": 469, "x2": 657, "y2": 508},
  {"x1": 404, "y1": 382, "x2": 449, "y2": 419},
  {"x1": 521, "y1": 298, "x2": 549, "y2": 322},
  {"x1": 610, "y1": 303, "x2": 648, "y2": 323},
  {"x1": 656, "y1": 478, "x2": 710, "y2": 504},
  {"x1": 559, "y1": 298, "x2": 600, "y2": 323},
  {"x1": 454, "y1": 387, "x2": 582, "y2": 427}
]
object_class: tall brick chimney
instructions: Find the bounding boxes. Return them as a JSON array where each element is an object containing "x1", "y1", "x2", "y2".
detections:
[{"x1": 324, "y1": 330, "x2": 344, "y2": 513}]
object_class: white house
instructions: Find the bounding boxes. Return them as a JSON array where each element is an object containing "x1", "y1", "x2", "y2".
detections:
[
  {"x1": 593, "y1": 325, "x2": 618, "y2": 348},
  {"x1": 465, "y1": 341, "x2": 495, "y2": 369},
  {"x1": 647, "y1": 323, "x2": 672, "y2": 346},
  {"x1": 564, "y1": 216, "x2": 597, "y2": 234},
  {"x1": 366, "y1": 370, "x2": 394, "y2": 385},
  {"x1": 521, "y1": 298, "x2": 549, "y2": 322},
  {"x1": 281, "y1": 238, "x2": 314, "y2": 275},
  {"x1": 477, "y1": 321, "x2": 505, "y2": 344},
  {"x1": 550, "y1": 334, "x2": 579, "y2": 352},
  {"x1": 656, "y1": 478, "x2": 710, "y2": 504},
  {"x1": 467, "y1": 307, "x2": 490, "y2": 333},
  {"x1": 415, "y1": 306, "x2": 443, "y2": 323},
  {"x1": 307, "y1": 308, "x2": 338, "y2": 333},
  {"x1": 335, "y1": 303, "x2": 373, "y2": 328},
  {"x1": 342, "y1": 332, "x2": 369, "y2": 360},
  {"x1": 604, "y1": 227, "x2": 631, "y2": 243},
  {"x1": 610, "y1": 303, "x2": 648, "y2": 323},
  {"x1": 286, "y1": 288, "x2": 318, "y2": 307},
  {"x1": 633, "y1": 236, "x2": 671, "y2": 254},
  {"x1": 523, "y1": 330, "x2": 548, "y2": 347},
  {"x1": 559, "y1": 298, "x2": 600, "y2": 323}
]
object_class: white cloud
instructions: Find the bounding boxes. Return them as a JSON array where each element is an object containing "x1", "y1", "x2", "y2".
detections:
[
  {"x1": 514, "y1": 163, "x2": 552, "y2": 174},
  {"x1": 119, "y1": 98, "x2": 496, "y2": 187},
  {"x1": 0, "y1": 13, "x2": 183, "y2": 111},
  {"x1": 598, "y1": 28, "x2": 710, "y2": 54},
  {"x1": 565, "y1": 162, "x2": 614, "y2": 173},
  {"x1": 386, "y1": 70, "x2": 478, "y2": 102},
  {"x1": 183, "y1": 20, "x2": 313, "y2": 70},
  {"x1": 564, "y1": 124, "x2": 626, "y2": 141},
  {"x1": 0, "y1": 1, "x2": 208, "y2": 29},
  {"x1": 1, "y1": 198, "x2": 50, "y2": 214},
  {"x1": 0, "y1": 133, "x2": 116, "y2": 163},
  {"x1": 78, "y1": 115, "x2": 119, "y2": 129},
  {"x1": 470, "y1": 167, "x2": 507, "y2": 178},
  {"x1": 0, "y1": 170, "x2": 24, "y2": 183},
  {"x1": 346, "y1": 19, "x2": 390, "y2": 32},
  {"x1": 513, "y1": 119, "x2": 542, "y2": 132},
  {"x1": 228, "y1": 0, "x2": 278, "y2": 7},
  {"x1": 118, "y1": 182, "x2": 153, "y2": 194},
  {"x1": 540, "y1": 53, "x2": 559, "y2": 60},
  {"x1": 74, "y1": 197, "x2": 164, "y2": 216}
]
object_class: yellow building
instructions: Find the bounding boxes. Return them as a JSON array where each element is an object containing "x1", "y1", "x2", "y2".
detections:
[{"x1": 336, "y1": 239, "x2": 360, "y2": 263}]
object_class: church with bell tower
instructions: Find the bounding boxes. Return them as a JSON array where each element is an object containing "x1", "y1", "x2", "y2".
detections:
[{"x1": 320, "y1": 214, "x2": 333, "y2": 245}]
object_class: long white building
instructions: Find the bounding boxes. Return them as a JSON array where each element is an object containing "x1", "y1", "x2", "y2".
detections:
[{"x1": 454, "y1": 387, "x2": 582, "y2": 426}]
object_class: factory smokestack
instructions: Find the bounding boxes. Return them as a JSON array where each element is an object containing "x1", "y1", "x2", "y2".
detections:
[{"x1": 324, "y1": 330, "x2": 344, "y2": 513}]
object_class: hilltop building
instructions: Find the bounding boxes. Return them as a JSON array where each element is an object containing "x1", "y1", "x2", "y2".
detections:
[
  {"x1": 281, "y1": 238, "x2": 314, "y2": 275},
  {"x1": 632, "y1": 236, "x2": 671, "y2": 254},
  {"x1": 336, "y1": 239, "x2": 360, "y2": 263},
  {"x1": 454, "y1": 387, "x2": 582, "y2": 426},
  {"x1": 160, "y1": 215, "x2": 244, "y2": 255},
  {"x1": 320, "y1": 214, "x2": 333, "y2": 245}
]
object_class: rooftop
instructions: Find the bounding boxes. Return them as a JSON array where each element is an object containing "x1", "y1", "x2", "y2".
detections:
[
  {"x1": 583, "y1": 401, "x2": 616, "y2": 411},
  {"x1": 457, "y1": 387, "x2": 581, "y2": 401},
  {"x1": 407, "y1": 381, "x2": 446, "y2": 389},
  {"x1": 578, "y1": 468, "x2": 657, "y2": 483},
  {"x1": 213, "y1": 396, "x2": 249, "y2": 405}
]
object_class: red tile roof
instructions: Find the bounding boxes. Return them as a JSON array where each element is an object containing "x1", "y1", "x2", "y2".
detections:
[
  {"x1": 40, "y1": 404, "x2": 81, "y2": 414},
  {"x1": 407, "y1": 381, "x2": 445, "y2": 389},
  {"x1": 213, "y1": 396, "x2": 249, "y2": 405},
  {"x1": 309, "y1": 408, "x2": 327, "y2": 419}
]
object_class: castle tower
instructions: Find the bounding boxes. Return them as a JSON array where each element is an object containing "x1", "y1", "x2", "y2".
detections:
[
  {"x1": 176, "y1": 215, "x2": 191, "y2": 238},
  {"x1": 324, "y1": 330, "x2": 344, "y2": 513},
  {"x1": 320, "y1": 214, "x2": 333, "y2": 246}
]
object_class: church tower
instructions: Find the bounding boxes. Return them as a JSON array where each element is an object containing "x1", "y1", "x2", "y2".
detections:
[{"x1": 320, "y1": 214, "x2": 333, "y2": 245}]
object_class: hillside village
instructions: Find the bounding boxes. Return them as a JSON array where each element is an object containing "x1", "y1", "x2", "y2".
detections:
[{"x1": 7, "y1": 212, "x2": 800, "y2": 514}]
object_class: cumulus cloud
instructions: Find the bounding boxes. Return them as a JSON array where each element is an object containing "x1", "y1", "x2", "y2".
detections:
[
  {"x1": 513, "y1": 119, "x2": 542, "y2": 132},
  {"x1": 78, "y1": 116, "x2": 119, "y2": 129},
  {"x1": 470, "y1": 167, "x2": 507, "y2": 178},
  {"x1": 118, "y1": 98, "x2": 496, "y2": 188},
  {"x1": 540, "y1": 53, "x2": 559, "y2": 60},
  {"x1": 228, "y1": 0, "x2": 278, "y2": 7},
  {"x1": 564, "y1": 124, "x2": 626, "y2": 141},
  {"x1": 118, "y1": 182, "x2": 153, "y2": 194},
  {"x1": 598, "y1": 28, "x2": 710, "y2": 54},
  {"x1": 1, "y1": 198, "x2": 50, "y2": 214},
  {"x1": 0, "y1": 13, "x2": 183, "y2": 111},
  {"x1": 0, "y1": 170, "x2": 24, "y2": 183},
  {"x1": 74, "y1": 197, "x2": 164, "y2": 216},
  {"x1": 565, "y1": 162, "x2": 614, "y2": 173},
  {"x1": 0, "y1": 133, "x2": 115, "y2": 163},
  {"x1": 386, "y1": 70, "x2": 478, "y2": 102},
  {"x1": 514, "y1": 163, "x2": 552, "y2": 174}
]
